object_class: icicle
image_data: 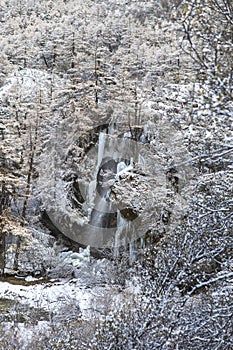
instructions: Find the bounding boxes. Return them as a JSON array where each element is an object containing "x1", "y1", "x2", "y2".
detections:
[
  {"x1": 114, "y1": 211, "x2": 127, "y2": 258},
  {"x1": 87, "y1": 132, "x2": 106, "y2": 212},
  {"x1": 91, "y1": 197, "x2": 109, "y2": 228},
  {"x1": 87, "y1": 179, "x2": 96, "y2": 207},
  {"x1": 97, "y1": 132, "x2": 106, "y2": 168},
  {"x1": 129, "y1": 224, "x2": 137, "y2": 265},
  {"x1": 138, "y1": 154, "x2": 146, "y2": 166},
  {"x1": 140, "y1": 237, "x2": 145, "y2": 250},
  {"x1": 129, "y1": 240, "x2": 137, "y2": 265}
]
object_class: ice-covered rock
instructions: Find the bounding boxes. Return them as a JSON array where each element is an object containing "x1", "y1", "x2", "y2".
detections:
[{"x1": 59, "y1": 246, "x2": 90, "y2": 268}]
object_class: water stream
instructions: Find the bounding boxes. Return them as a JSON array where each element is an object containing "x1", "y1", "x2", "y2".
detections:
[{"x1": 87, "y1": 124, "x2": 139, "y2": 262}]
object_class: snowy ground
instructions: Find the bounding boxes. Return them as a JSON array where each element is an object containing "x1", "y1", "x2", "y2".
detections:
[{"x1": 0, "y1": 276, "x2": 125, "y2": 321}]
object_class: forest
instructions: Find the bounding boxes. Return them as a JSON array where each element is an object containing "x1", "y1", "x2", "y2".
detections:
[{"x1": 0, "y1": 0, "x2": 232, "y2": 349}]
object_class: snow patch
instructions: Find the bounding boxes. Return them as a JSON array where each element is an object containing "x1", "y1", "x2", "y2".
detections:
[
  {"x1": 0, "y1": 278, "x2": 119, "y2": 320},
  {"x1": 0, "y1": 68, "x2": 63, "y2": 102}
]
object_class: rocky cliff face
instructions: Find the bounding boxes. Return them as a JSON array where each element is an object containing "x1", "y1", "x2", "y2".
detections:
[{"x1": 38, "y1": 105, "x2": 195, "y2": 260}]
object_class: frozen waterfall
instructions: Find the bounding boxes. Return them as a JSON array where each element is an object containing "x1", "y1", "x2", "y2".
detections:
[
  {"x1": 40, "y1": 120, "x2": 147, "y2": 261},
  {"x1": 86, "y1": 124, "x2": 140, "y2": 262}
]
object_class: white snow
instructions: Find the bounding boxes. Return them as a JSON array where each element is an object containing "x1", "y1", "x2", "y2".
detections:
[
  {"x1": 0, "y1": 278, "x2": 120, "y2": 320},
  {"x1": 0, "y1": 68, "x2": 63, "y2": 103},
  {"x1": 59, "y1": 246, "x2": 91, "y2": 268}
]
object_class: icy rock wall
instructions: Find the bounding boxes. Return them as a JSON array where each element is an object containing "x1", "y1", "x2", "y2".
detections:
[{"x1": 39, "y1": 113, "x2": 193, "y2": 256}]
